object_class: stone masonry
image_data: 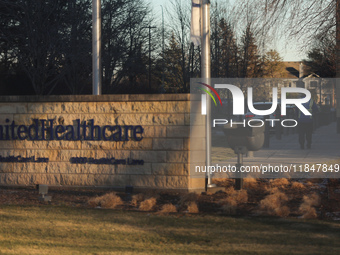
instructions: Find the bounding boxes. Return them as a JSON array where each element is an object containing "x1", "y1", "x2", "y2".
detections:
[{"x1": 0, "y1": 94, "x2": 205, "y2": 192}]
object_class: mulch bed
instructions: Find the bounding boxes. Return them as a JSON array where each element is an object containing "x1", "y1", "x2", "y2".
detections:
[{"x1": 1, "y1": 179, "x2": 340, "y2": 220}]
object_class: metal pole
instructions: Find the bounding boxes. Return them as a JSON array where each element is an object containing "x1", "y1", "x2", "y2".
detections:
[
  {"x1": 202, "y1": 0, "x2": 215, "y2": 189},
  {"x1": 264, "y1": 115, "x2": 270, "y2": 148},
  {"x1": 235, "y1": 152, "x2": 243, "y2": 190},
  {"x1": 337, "y1": 0, "x2": 340, "y2": 133},
  {"x1": 319, "y1": 83, "x2": 322, "y2": 106},
  {"x1": 161, "y1": 5, "x2": 165, "y2": 92},
  {"x1": 147, "y1": 26, "x2": 156, "y2": 91},
  {"x1": 92, "y1": 0, "x2": 102, "y2": 95},
  {"x1": 149, "y1": 26, "x2": 151, "y2": 90}
]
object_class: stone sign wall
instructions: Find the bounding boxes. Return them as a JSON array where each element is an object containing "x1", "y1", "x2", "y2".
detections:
[{"x1": 0, "y1": 94, "x2": 205, "y2": 192}]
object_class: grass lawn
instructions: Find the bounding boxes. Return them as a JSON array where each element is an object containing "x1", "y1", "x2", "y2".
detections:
[
  {"x1": 212, "y1": 133, "x2": 235, "y2": 162},
  {"x1": 0, "y1": 205, "x2": 339, "y2": 255}
]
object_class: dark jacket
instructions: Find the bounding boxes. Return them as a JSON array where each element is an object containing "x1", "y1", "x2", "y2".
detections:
[{"x1": 298, "y1": 99, "x2": 319, "y2": 123}]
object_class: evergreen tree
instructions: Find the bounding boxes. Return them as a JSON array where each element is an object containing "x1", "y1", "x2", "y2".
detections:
[
  {"x1": 219, "y1": 19, "x2": 239, "y2": 78},
  {"x1": 160, "y1": 33, "x2": 186, "y2": 92},
  {"x1": 264, "y1": 50, "x2": 284, "y2": 78},
  {"x1": 211, "y1": 18, "x2": 239, "y2": 78},
  {"x1": 240, "y1": 23, "x2": 264, "y2": 79},
  {"x1": 303, "y1": 35, "x2": 336, "y2": 78}
]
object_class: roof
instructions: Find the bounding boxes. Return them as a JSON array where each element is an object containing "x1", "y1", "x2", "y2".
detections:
[
  {"x1": 281, "y1": 61, "x2": 301, "y2": 78},
  {"x1": 274, "y1": 62, "x2": 319, "y2": 79},
  {"x1": 301, "y1": 73, "x2": 320, "y2": 79}
]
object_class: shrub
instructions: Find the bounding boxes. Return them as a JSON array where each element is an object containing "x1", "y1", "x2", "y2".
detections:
[
  {"x1": 244, "y1": 178, "x2": 257, "y2": 184},
  {"x1": 243, "y1": 178, "x2": 257, "y2": 189},
  {"x1": 158, "y1": 203, "x2": 177, "y2": 214},
  {"x1": 219, "y1": 188, "x2": 248, "y2": 215},
  {"x1": 221, "y1": 200, "x2": 238, "y2": 215},
  {"x1": 299, "y1": 193, "x2": 320, "y2": 219},
  {"x1": 291, "y1": 181, "x2": 305, "y2": 190},
  {"x1": 187, "y1": 202, "x2": 199, "y2": 214},
  {"x1": 131, "y1": 193, "x2": 145, "y2": 207},
  {"x1": 178, "y1": 193, "x2": 198, "y2": 211},
  {"x1": 259, "y1": 189, "x2": 290, "y2": 217},
  {"x1": 88, "y1": 197, "x2": 101, "y2": 208},
  {"x1": 139, "y1": 197, "x2": 157, "y2": 211},
  {"x1": 88, "y1": 193, "x2": 123, "y2": 209},
  {"x1": 270, "y1": 178, "x2": 289, "y2": 188}
]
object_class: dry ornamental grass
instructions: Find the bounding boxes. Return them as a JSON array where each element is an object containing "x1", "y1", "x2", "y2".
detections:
[
  {"x1": 187, "y1": 202, "x2": 199, "y2": 214},
  {"x1": 158, "y1": 203, "x2": 177, "y2": 214},
  {"x1": 299, "y1": 193, "x2": 321, "y2": 219},
  {"x1": 139, "y1": 197, "x2": 157, "y2": 211},
  {"x1": 178, "y1": 193, "x2": 198, "y2": 211},
  {"x1": 88, "y1": 193, "x2": 123, "y2": 209},
  {"x1": 270, "y1": 178, "x2": 289, "y2": 188},
  {"x1": 131, "y1": 193, "x2": 145, "y2": 207},
  {"x1": 220, "y1": 187, "x2": 248, "y2": 215},
  {"x1": 259, "y1": 188, "x2": 290, "y2": 217},
  {"x1": 243, "y1": 178, "x2": 257, "y2": 189},
  {"x1": 85, "y1": 179, "x2": 326, "y2": 220},
  {"x1": 291, "y1": 181, "x2": 306, "y2": 190}
]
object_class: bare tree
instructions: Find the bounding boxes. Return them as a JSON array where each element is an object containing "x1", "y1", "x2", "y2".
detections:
[
  {"x1": 164, "y1": 0, "x2": 191, "y2": 92},
  {"x1": 0, "y1": 0, "x2": 154, "y2": 95},
  {"x1": 101, "y1": 0, "x2": 151, "y2": 93},
  {"x1": 0, "y1": 0, "x2": 68, "y2": 95},
  {"x1": 236, "y1": 0, "x2": 335, "y2": 47},
  {"x1": 62, "y1": 0, "x2": 92, "y2": 95},
  {"x1": 211, "y1": 2, "x2": 239, "y2": 78},
  {"x1": 236, "y1": 0, "x2": 340, "y2": 131}
]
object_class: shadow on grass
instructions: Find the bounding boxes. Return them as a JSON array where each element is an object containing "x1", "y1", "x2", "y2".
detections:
[{"x1": 0, "y1": 205, "x2": 339, "y2": 255}]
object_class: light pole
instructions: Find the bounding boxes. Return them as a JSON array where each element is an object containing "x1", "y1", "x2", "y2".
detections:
[
  {"x1": 92, "y1": 0, "x2": 102, "y2": 95},
  {"x1": 201, "y1": 0, "x2": 215, "y2": 189},
  {"x1": 319, "y1": 82, "x2": 322, "y2": 106},
  {"x1": 144, "y1": 26, "x2": 156, "y2": 91},
  {"x1": 160, "y1": 5, "x2": 165, "y2": 92}
]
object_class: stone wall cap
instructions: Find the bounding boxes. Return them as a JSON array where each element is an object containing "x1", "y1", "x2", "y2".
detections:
[{"x1": 0, "y1": 94, "x2": 191, "y2": 102}]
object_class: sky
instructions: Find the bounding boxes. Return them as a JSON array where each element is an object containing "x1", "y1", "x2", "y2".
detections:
[{"x1": 149, "y1": 0, "x2": 305, "y2": 62}]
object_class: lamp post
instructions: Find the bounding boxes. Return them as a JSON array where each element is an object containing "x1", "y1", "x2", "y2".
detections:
[
  {"x1": 319, "y1": 82, "x2": 322, "y2": 106},
  {"x1": 201, "y1": 0, "x2": 215, "y2": 188},
  {"x1": 92, "y1": 0, "x2": 102, "y2": 95},
  {"x1": 141, "y1": 26, "x2": 156, "y2": 91},
  {"x1": 160, "y1": 5, "x2": 165, "y2": 92}
]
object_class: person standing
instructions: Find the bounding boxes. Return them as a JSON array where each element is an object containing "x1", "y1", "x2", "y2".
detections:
[{"x1": 297, "y1": 98, "x2": 319, "y2": 149}]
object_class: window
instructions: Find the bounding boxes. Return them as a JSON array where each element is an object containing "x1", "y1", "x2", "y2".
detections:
[{"x1": 310, "y1": 81, "x2": 318, "y2": 88}]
